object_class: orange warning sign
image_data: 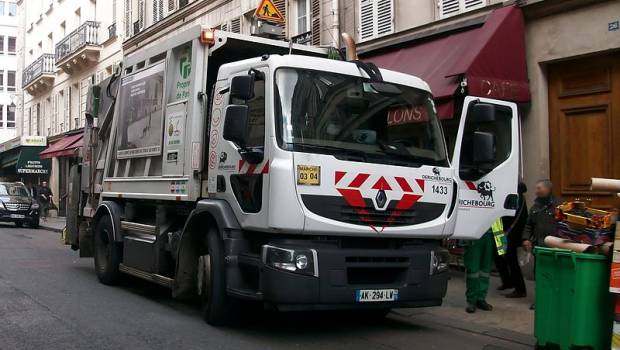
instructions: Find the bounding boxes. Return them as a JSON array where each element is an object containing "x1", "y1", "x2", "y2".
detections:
[{"x1": 254, "y1": 0, "x2": 285, "y2": 24}]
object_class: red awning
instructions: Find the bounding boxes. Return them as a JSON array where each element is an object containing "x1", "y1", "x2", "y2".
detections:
[
  {"x1": 39, "y1": 133, "x2": 83, "y2": 159},
  {"x1": 363, "y1": 6, "x2": 530, "y2": 119}
]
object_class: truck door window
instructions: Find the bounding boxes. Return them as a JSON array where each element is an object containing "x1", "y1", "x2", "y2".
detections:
[
  {"x1": 245, "y1": 79, "x2": 265, "y2": 149},
  {"x1": 459, "y1": 105, "x2": 512, "y2": 180}
]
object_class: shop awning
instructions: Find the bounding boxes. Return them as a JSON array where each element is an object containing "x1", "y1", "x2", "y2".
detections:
[
  {"x1": 39, "y1": 133, "x2": 83, "y2": 159},
  {"x1": 363, "y1": 6, "x2": 530, "y2": 119},
  {"x1": 0, "y1": 146, "x2": 50, "y2": 177}
]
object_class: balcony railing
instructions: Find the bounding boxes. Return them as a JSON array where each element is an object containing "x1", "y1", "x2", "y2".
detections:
[
  {"x1": 55, "y1": 21, "x2": 100, "y2": 63},
  {"x1": 22, "y1": 54, "x2": 55, "y2": 88}
]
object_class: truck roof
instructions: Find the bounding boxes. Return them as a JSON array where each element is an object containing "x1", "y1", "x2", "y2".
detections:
[{"x1": 218, "y1": 54, "x2": 433, "y2": 94}]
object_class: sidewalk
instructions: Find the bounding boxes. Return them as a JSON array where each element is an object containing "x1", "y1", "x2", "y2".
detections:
[
  {"x1": 397, "y1": 270, "x2": 536, "y2": 347},
  {"x1": 37, "y1": 220, "x2": 536, "y2": 345},
  {"x1": 40, "y1": 216, "x2": 66, "y2": 233}
]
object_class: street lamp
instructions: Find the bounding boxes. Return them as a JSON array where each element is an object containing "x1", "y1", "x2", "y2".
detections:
[{"x1": 8, "y1": 102, "x2": 15, "y2": 113}]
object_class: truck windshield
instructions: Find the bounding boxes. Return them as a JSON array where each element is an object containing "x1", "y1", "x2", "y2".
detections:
[{"x1": 275, "y1": 68, "x2": 448, "y2": 167}]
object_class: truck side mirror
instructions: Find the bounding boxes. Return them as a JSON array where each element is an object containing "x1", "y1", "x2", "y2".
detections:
[
  {"x1": 470, "y1": 103, "x2": 496, "y2": 123},
  {"x1": 472, "y1": 131, "x2": 496, "y2": 164},
  {"x1": 230, "y1": 75, "x2": 255, "y2": 100},
  {"x1": 223, "y1": 105, "x2": 249, "y2": 148}
]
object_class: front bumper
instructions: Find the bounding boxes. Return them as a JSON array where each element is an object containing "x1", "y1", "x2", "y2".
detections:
[
  {"x1": 251, "y1": 240, "x2": 449, "y2": 311},
  {"x1": 0, "y1": 209, "x2": 39, "y2": 222}
]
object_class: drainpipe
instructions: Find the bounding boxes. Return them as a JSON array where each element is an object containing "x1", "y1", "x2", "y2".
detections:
[{"x1": 331, "y1": 0, "x2": 340, "y2": 48}]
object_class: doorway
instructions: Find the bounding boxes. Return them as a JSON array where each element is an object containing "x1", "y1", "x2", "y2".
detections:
[{"x1": 548, "y1": 52, "x2": 620, "y2": 208}]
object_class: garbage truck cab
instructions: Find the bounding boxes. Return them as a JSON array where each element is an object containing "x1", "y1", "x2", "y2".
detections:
[{"x1": 66, "y1": 26, "x2": 521, "y2": 325}]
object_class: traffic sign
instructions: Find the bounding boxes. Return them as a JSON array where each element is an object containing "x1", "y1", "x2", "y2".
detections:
[{"x1": 254, "y1": 0, "x2": 285, "y2": 24}]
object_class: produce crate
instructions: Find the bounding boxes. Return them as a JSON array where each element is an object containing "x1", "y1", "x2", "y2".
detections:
[
  {"x1": 557, "y1": 221, "x2": 613, "y2": 245},
  {"x1": 555, "y1": 202, "x2": 618, "y2": 229},
  {"x1": 534, "y1": 247, "x2": 613, "y2": 350}
]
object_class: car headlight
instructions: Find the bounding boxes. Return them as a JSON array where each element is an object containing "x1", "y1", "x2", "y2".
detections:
[
  {"x1": 262, "y1": 245, "x2": 318, "y2": 277},
  {"x1": 31, "y1": 203, "x2": 39, "y2": 210},
  {"x1": 430, "y1": 248, "x2": 449, "y2": 275}
]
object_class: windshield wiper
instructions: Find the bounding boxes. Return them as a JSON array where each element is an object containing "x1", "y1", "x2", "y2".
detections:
[{"x1": 289, "y1": 143, "x2": 368, "y2": 162}]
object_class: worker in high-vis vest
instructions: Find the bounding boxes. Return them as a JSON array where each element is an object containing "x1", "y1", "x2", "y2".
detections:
[{"x1": 463, "y1": 218, "x2": 506, "y2": 314}]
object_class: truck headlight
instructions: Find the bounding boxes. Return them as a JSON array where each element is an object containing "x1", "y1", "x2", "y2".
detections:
[
  {"x1": 430, "y1": 248, "x2": 449, "y2": 275},
  {"x1": 31, "y1": 203, "x2": 39, "y2": 210},
  {"x1": 262, "y1": 245, "x2": 318, "y2": 277}
]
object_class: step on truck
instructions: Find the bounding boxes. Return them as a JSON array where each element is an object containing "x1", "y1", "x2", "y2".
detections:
[{"x1": 65, "y1": 26, "x2": 521, "y2": 325}]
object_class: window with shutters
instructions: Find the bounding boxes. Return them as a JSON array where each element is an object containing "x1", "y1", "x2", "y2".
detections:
[
  {"x1": 438, "y1": 0, "x2": 486, "y2": 19},
  {"x1": 230, "y1": 17, "x2": 241, "y2": 34},
  {"x1": 295, "y1": 0, "x2": 310, "y2": 35},
  {"x1": 124, "y1": 0, "x2": 132, "y2": 36},
  {"x1": 310, "y1": 0, "x2": 320, "y2": 45},
  {"x1": 153, "y1": 0, "x2": 164, "y2": 23},
  {"x1": 358, "y1": 0, "x2": 393, "y2": 42},
  {"x1": 137, "y1": 0, "x2": 145, "y2": 31}
]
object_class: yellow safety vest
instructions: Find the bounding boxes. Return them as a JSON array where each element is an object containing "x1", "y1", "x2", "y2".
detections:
[{"x1": 491, "y1": 218, "x2": 507, "y2": 256}]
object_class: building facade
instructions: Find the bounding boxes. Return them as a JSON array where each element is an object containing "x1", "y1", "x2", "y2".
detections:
[
  {"x1": 122, "y1": 0, "x2": 341, "y2": 54},
  {"x1": 0, "y1": 0, "x2": 18, "y2": 144},
  {"x1": 16, "y1": 0, "x2": 125, "y2": 215}
]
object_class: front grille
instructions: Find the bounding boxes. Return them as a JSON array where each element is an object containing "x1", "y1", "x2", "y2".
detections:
[
  {"x1": 300, "y1": 194, "x2": 445, "y2": 227},
  {"x1": 5, "y1": 203, "x2": 31, "y2": 211},
  {"x1": 345, "y1": 255, "x2": 410, "y2": 285},
  {"x1": 340, "y1": 206, "x2": 416, "y2": 226}
]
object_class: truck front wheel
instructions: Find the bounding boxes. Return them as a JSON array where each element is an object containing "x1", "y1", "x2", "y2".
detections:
[
  {"x1": 198, "y1": 227, "x2": 235, "y2": 326},
  {"x1": 94, "y1": 215, "x2": 122, "y2": 285}
]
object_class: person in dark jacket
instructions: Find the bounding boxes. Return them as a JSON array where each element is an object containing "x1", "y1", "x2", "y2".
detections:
[
  {"x1": 497, "y1": 182, "x2": 529, "y2": 298},
  {"x1": 522, "y1": 179, "x2": 560, "y2": 310},
  {"x1": 522, "y1": 179, "x2": 560, "y2": 250}
]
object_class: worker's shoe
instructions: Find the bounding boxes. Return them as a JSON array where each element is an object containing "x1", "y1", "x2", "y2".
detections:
[
  {"x1": 497, "y1": 284, "x2": 513, "y2": 291},
  {"x1": 466, "y1": 303, "x2": 476, "y2": 314},
  {"x1": 505, "y1": 290, "x2": 526, "y2": 298},
  {"x1": 476, "y1": 300, "x2": 493, "y2": 311}
]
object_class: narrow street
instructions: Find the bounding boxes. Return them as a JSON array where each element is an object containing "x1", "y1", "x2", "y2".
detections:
[{"x1": 0, "y1": 224, "x2": 531, "y2": 350}]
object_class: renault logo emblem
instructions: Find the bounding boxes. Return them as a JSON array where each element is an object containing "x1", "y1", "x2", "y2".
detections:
[{"x1": 375, "y1": 189, "x2": 387, "y2": 208}]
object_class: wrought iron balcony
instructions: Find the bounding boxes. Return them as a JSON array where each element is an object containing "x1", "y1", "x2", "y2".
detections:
[
  {"x1": 55, "y1": 21, "x2": 101, "y2": 74},
  {"x1": 22, "y1": 54, "x2": 55, "y2": 96}
]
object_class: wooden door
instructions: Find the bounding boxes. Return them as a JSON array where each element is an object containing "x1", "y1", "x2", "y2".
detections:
[{"x1": 548, "y1": 52, "x2": 620, "y2": 209}]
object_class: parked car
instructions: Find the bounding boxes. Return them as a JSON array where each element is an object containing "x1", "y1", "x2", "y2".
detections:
[{"x1": 0, "y1": 182, "x2": 39, "y2": 228}]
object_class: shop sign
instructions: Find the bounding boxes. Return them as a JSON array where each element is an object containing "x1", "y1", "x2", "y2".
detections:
[
  {"x1": 16, "y1": 147, "x2": 50, "y2": 175},
  {"x1": 479, "y1": 79, "x2": 520, "y2": 100},
  {"x1": 21, "y1": 136, "x2": 47, "y2": 147},
  {"x1": 387, "y1": 105, "x2": 429, "y2": 126}
]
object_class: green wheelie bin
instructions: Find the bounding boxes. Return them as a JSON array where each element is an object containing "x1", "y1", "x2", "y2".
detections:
[{"x1": 534, "y1": 247, "x2": 613, "y2": 350}]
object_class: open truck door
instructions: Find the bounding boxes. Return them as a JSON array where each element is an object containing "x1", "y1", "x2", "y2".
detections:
[{"x1": 451, "y1": 96, "x2": 520, "y2": 239}]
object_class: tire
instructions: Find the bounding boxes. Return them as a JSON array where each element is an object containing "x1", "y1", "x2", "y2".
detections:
[
  {"x1": 93, "y1": 215, "x2": 122, "y2": 285},
  {"x1": 14, "y1": 220, "x2": 23, "y2": 228},
  {"x1": 198, "y1": 227, "x2": 236, "y2": 326}
]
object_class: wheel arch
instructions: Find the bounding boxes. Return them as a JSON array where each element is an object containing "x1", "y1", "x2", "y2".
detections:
[
  {"x1": 93, "y1": 201, "x2": 124, "y2": 242},
  {"x1": 172, "y1": 199, "x2": 240, "y2": 299}
]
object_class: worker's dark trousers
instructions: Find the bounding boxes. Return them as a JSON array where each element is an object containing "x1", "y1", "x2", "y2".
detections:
[{"x1": 464, "y1": 231, "x2": 494, "y2": 304}]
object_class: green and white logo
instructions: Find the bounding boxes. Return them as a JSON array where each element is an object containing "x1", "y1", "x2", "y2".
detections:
[{"x1": 180, "y1": 52, "x2": 191, "y2": 79}]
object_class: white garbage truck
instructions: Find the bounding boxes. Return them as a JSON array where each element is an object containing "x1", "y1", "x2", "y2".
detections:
[{"x1": 66, "y1": 25, "x2": 521, "y2": 325}]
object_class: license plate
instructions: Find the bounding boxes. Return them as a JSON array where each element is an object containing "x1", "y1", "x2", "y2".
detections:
[
  {"x1": 355, "y1": 289, "x2": 399, "y2": 302},
  {"x1": 10, "y1": 214, "x2": 25, "y2": 219}
]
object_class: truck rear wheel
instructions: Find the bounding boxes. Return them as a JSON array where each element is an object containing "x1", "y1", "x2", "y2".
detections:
[
  {"x1": 198, "y1": 227, "x2": 235, "y2": 326},
  {"x1": 94, "y1": 215, "x2": 122, "y2": 285}
]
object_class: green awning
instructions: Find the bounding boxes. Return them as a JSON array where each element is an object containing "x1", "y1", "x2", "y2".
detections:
[{"x1": 0, "y1": 146, "x2": 50, "y2": 177}]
